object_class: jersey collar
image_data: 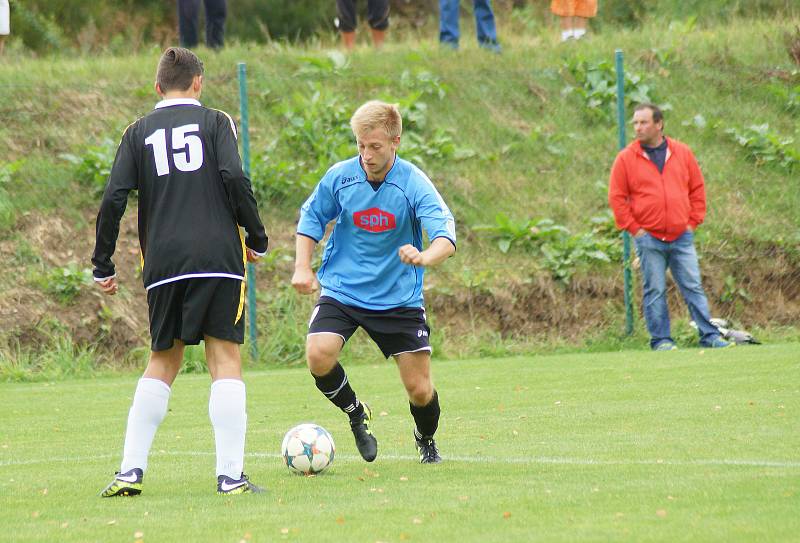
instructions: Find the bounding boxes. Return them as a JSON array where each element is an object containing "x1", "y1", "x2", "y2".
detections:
[
  {"x1": 154, "y1": 98, "x2": 202, "y2": 109},
  {"x1": 358, "y1": 153, "x2": 400, "y2": 183}
]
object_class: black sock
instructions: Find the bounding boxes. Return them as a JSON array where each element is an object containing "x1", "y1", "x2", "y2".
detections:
[
  {"x1": 410, "y1": 390, "x2": 440, "y2": 438},
  {"x1": 312, "y1": 362, "x2": 364, "y2": 423}
]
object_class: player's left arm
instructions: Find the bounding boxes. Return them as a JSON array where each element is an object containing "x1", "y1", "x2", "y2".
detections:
[
  {"x1": 686, "y1": 148, "x2": 707, "y2": 230},
  {"x1": 215, "y1": 112, "x2": 269, "y2": 255},
  {"x1": 400, "y1": 175, "x2": 457, "y2": 267},
  {"x1": 399, "y1": 236, "x2": 456, "y2": 267}
]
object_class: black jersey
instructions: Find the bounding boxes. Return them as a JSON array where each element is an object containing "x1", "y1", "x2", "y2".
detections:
[{"x1": 92, "y1": 98, "x2": 268, "y2": 290}]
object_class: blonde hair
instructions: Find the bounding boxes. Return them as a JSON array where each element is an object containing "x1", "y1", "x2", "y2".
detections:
[{"x1": 350, "y1": 100, "x2": 402, "y2": 139}]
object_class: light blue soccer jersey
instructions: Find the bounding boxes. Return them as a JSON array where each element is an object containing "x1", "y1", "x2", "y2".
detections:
[{"x1": 297, "y1": 155, "x2": 456, "y2": 310}]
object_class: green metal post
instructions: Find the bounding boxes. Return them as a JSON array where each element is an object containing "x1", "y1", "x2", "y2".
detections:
[
  {"x1": 238, "y1": 62, "x2": 258, "y2": 360},
  {"x1": 615, "y1": 49, "x2": 634, "y2": 336}
]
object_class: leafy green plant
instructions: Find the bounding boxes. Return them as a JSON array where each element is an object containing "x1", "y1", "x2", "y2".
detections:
[
  {"x1": 61, "y1": 138, "x2": 117, "y2": 196},
  {"x1": 562, "y1": 58, "x2": 659, "y2": 123},
  {"x1": 36, "y1": 263, "x2": 94, "y2": 304},
  {"x1": 252, "y1": 76, "x2": 470, "y2": 205},
  {"x1": 768, "y1": 77, "x2": 800, "y2": 114},
  {"x1": 720, "y1": 274, "x2": 751, "y2": 304},
  {"x1": 474, "y1": 213, "x2": 621, "y2": 284},
  {"x1": 252, "y1": 84, "x2": 353, "y2": 205},
  {"x1": 0, "y1": 161, "x2": 22, "y2": 231},
  {"x1": 725, "y1": 124, "x2": 799, "y2": 170}
]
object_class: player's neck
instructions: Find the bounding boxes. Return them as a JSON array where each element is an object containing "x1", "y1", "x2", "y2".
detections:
[{"x1": 159, "y1": 91, "x2": 201, "y2": 101}]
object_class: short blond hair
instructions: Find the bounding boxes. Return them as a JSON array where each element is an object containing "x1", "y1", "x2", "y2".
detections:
[{"x1": 350, "y1": 100, "x2": 402, "y2": 139}]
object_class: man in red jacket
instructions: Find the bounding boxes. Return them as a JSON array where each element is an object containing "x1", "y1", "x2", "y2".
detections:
[{"x1": 608, "y1": 103, "x2": 730, "y2": 351}]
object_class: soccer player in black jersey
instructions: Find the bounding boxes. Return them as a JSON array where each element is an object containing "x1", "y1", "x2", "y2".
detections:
[{"x1": 92, "y1": 47, "x2": 268, "y2": 496}]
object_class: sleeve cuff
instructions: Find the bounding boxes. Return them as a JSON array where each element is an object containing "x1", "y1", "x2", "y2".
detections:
[
  {"x1": 432, "y1": 236, "x2": 457, "y2": 251},
  {"x1": 93, "y1": 274, "x2": 116, "y2": 283},
  {"x1": 297, "y1": 231, "x2": 321, "y2": 243}
]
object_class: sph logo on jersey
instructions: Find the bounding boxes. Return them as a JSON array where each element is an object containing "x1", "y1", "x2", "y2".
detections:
[{"x1": 353, "y1": 207, "x2": 396, "y2": 233}]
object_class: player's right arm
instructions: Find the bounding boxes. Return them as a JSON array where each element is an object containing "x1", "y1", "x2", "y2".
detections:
[
  {"x1": 291, "y1": 234, "x2": 319, "y2": 295},
  {"x1": 292, "y1": 168, "x2": 340, "y2": 295},
  {"x1": 91, "y1": 125, "x2": 138, "y2": 292}
]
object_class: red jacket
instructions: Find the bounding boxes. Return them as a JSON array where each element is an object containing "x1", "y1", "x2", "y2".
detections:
[{"x1": 608, "y1": 137, "x2": 706, "y2": 242}]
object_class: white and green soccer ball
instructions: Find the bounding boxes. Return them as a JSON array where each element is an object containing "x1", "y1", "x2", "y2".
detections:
[{"x1": 281, "y1": 423, "x2": 335, "y2": 475}]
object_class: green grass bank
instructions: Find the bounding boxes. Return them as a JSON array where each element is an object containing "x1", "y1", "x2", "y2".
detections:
[{"x1": 0, "y1": 16, "x2": 798, "y2": 374}]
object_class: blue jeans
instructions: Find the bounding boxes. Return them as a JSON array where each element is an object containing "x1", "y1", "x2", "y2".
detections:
[
  {"x1": 439, "y1": 0, "x2": 499, "y2": 49},
  {"x1": 634, "y1": 231, "x2": 721, "y2": 349}
]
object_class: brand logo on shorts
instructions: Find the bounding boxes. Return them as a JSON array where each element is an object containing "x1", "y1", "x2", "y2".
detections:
[
  {"x1": 353, "y1": 207, "x2": 396, "y2": 233},
  {"x1": 417, "y1": 329, "x2": 428, "y2": 338}
]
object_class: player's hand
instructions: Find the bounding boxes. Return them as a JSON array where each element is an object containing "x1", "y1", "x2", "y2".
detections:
[
  {"x1": 246, "y1": 248, "x2": 262, "y2": 263},
  {"x1": 634, "y1": 228, "x2": 647, "y2": 238},
  {"x1": 398, "y1": 244, "x2": 425, "y2": 266},
  {"x1": 291, "y1": 267, "x2": 319, "y2": 295},
  {"x1": 96, "y1": 277, "x2": 118, "y2": 296}
]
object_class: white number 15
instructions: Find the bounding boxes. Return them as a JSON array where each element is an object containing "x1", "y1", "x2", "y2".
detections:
[{"x1": 144, "y1": 124, "x2": 204, "y2": 176}]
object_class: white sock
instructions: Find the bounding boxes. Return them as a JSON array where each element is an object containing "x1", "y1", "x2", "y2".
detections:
[
  {"x1": 561, "y1": 29, "x2": 574, "y2": 41},
  {"x1": 209, "y1": 379, "x2": 247, "y2": 479},
  {"x1": 120, "y1": 377, "x2": 171, "y2": 473},
  {"x1": 573, "y1": 28, "x2": 587, "y2": 39}
]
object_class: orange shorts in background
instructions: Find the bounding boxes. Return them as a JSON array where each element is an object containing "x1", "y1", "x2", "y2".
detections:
[{"x1": 550, "y1": 0, "x2": 598, "y2": 18}]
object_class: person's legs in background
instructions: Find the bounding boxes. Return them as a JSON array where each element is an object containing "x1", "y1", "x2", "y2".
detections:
[
  {"x1": 473, "y1": 0, "x2": 500, "y2": 51},
  {"x1": 0, "y1": 0, "x2": 9, "y2": 55},
  {"x1": 336, "y1": 0, "x2": 358, "y2": 50},
  {"x1": 203, "y1": 0, "x2": 227, "y2": 49},
  {"x1": 439, "y1": 0, "x2": 460, "y2": 49},
  {"x1": 178, "y1": 0, "x2": 201, "y2": 48},
  {"x1": 668, "y1": 232, "x2": 728, "y2": 347},
  {"x1": 635, "y1": 235, "x2": 675, "y2": 350},
  {"x1": 367, "y1": 0, "x2": 390, "y2": 48}
]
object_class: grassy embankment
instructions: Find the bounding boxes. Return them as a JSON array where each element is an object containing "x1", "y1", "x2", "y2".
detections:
[{"x1": 0, "y1": 16, "x2": 798, "y2": 377}]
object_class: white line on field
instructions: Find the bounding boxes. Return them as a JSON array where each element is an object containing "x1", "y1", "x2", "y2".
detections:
[{"x1": 1, "y1": 451, "x2": 798, "y2": 469}]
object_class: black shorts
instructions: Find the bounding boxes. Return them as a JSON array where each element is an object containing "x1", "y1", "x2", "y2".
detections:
[
  {"x1": 308, "y1": 296, "x2": 431, "y2": 358},
  {"x1": 146, "y1": 277, "x2": 246, "y2": 351},
  {"x1": 335, "y1": 0, "x2": 390, "y2": 32}
]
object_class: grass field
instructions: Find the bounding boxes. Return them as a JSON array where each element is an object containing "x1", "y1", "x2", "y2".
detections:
[{"x1": 1, "y1": 344, "x2": 798, "y2": 542}]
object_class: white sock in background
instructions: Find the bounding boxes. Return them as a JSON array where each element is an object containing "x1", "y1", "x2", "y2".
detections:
[
  {"x1": 561, "y1": 29, "x2": 574, "y2": 41},
  {"x1": 209, "y1": 379, "x2": 247, "y2": 479},
  {"x1": 573, "y1": 28, "x2": 587, "y2": 39},
  {"x1": 120, "y1": 377, "x2": 171, "y2": 473}
]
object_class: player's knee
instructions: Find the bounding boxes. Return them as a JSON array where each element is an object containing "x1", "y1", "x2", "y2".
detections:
[
  {"x1": 306, "y1": 345, "x2": 337, "y2": 375},
  {"x1": 406, "y1": 380, "x2": 433, "y2": 405}
]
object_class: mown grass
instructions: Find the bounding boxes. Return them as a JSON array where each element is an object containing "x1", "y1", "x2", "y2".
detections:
[{"x1": 0, "y1": 345, "x2": 798, "y2": 542}]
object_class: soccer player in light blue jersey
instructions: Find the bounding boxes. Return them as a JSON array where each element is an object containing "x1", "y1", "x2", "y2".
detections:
[{"x1": 292, "y1": 100, "x2": 456, "y2": 464}]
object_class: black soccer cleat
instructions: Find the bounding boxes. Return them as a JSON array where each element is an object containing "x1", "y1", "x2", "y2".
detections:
[
  {"x1": 350, "y1": 403, "x2": 378, "y2": 462},
  {"x1": 415, "y1": 434, "x2": 442, "y2": 464},
  {"x1": 216, "y1": 473, "x2": 265, "y2": 495},
  {"x1": 100, "y1": 468, "x2": 143, "y2": 497}
]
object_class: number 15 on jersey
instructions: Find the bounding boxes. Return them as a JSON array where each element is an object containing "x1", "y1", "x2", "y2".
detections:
[{"x1": 144, "y1": 124, "x2": 205, "y2": 176}]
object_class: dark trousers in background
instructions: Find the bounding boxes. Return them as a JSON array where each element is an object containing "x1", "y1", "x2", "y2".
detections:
[
  {"x1": 335, "y1": 0, "x2": 390, "y2": 32},
  {"x1": 178, "y1": 0, "x2": 227, "y2": 49}
]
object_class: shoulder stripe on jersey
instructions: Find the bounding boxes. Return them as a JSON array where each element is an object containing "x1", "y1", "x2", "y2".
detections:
[
  {"x1": 210, "y1": 108, "x2": 238, "y2": 140},
  {"x1": 146, "y1": 273, "x2": 245, "y2": 291},
  {"x1": 411, "y1": 164, "x2": 451, "y2": 215}
]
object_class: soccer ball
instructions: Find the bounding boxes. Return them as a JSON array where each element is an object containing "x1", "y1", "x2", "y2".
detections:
[{"x1": 281, "y1": 424, "x2": 335, "y2": 475}]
